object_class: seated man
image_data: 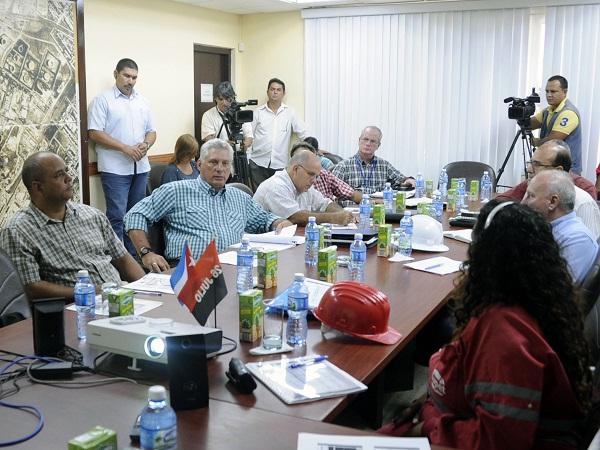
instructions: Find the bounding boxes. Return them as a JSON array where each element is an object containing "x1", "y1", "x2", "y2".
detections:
[
  {"x1": 125, "y1": 139, "x2": 291, "y2": 272},
  {"x1": 304, "y1": 136, "x2": 334, "y2": 170},
  {"x1": 498, "y1": 140, "x2": 600, "y2": 239},
  {"x1": 331, "y1": 126, "x2": 415, "y2": 194},
  {"x1": 522, "y1": 170, "x2": 598, "y2": 283},
  {"x1": 290, "y1": 142, "x2": 362, "y2": 204},
  {"x1": 253, "y1": 147, "x2": 355, "y2": 226},
  {"x1": 0, "y1": 152, "x2": 145, "y2": 300}
]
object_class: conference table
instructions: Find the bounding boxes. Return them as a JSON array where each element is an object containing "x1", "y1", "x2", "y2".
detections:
[{"x1": 0, "y1": 212, "x2": 471, "y2": 449}]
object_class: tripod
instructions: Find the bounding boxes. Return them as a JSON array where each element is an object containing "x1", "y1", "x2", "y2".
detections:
[
  {"x1": 217, "y1": 120, "x2": 251, "y2": 188},
  {"x1": 496, "y1": 120, "x2": 535, "y2": 187}
]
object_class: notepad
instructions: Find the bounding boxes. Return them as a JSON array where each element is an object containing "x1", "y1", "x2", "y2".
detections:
[
  {"x1": 246, "y1": 356, "x2": 367, "y2": 404},
  {"x1": 443, "y1": 228, "x2": 473, "y2": 244},
  {"x1": 404, "y1": 256, "x2": 463, "y2": 275}
]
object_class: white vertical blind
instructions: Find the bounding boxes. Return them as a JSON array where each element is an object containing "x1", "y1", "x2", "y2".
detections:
[
  {"x1": 305, "y1": 9, "x2": 532, "y2": 187},
  {"x1": 543, "y1": 4, "x2": 600, "y2": 181}
]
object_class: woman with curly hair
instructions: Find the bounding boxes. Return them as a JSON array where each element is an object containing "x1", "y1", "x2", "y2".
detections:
[{"x1": 381, "y1": 200, "x2": 591, "y2": 449}]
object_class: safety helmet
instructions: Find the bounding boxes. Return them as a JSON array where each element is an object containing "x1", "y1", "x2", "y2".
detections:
[
  {"x1": 411, "y1": 214, "x2": 448, "y2": 252},
  {"x1": 314, "y1": 281, "x2": 402, "y2": 345}
]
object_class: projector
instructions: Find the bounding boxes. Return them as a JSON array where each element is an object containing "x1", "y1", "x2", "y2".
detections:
[{"x1": 87, "y1": 316, "x2": 222, "y2": 364}]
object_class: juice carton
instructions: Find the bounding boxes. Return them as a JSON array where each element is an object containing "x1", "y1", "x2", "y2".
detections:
[
  {"x1": 395, "y1": 191, "x2": 406, "y2": 213},
  {"x1": 373, "y1": 204, "x2": 385, "y2": 228},
  {"x1": 318, "y1": 246, "x2": 337, "y2": 283},
  {"x1": 377, "y1": 224, "x2": 392, "y2": 257},
  {"x1": 257, "y1": 250, "x2": 278, "y2": 289},
  {"x1": 425, "y1": 180, "x2": 433, "y2": 198},
  {"x1": 108, "y1": 288, "x2": 134, "y2": 317},
  {"x1": 239, "y1": 289, "x2": 263, "y2": 343},
  {"x1": 68, "y1": 426, "x2": 117, "y2": 450},
  {"x1": 469, "y1": 180, "x2": 480, "y2": 202}
]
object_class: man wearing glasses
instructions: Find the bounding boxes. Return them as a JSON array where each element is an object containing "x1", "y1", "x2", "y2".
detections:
[
  {"x1": 331, "y1": 126, "x2": 415, "y2": 195},
  {"x1": 125, "y1": 139, "x2": 291, "y2": 271},
  {"x1": 253, "y1": 146, "x2": 355, "y2": 226},
  {"x1": 497, "y1": 140, "x2": 599, "y2": 239}
]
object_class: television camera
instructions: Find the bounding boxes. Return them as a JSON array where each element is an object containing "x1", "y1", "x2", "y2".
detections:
[
  {"x1": 220, "y1": 99, "x2": 257, "y2": 186},
  {"x1": 504, "y1": 88, "x2": 540, "y2": 122}
]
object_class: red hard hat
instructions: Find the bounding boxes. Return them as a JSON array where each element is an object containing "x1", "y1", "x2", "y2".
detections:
[{"x1": 314, "y1": 281, "x2": 402, "y2": 345}]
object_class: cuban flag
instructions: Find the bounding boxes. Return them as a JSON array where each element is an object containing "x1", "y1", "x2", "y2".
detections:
[{"x1": 170, "y1": 240, "x2": 227, "y2": 326}]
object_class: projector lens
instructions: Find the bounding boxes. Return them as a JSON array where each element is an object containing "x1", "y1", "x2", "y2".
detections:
[{"x1": 144, "y1": 336, "x2": 165, "y2": 358}]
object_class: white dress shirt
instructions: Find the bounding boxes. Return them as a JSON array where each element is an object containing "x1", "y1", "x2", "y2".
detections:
[
  {"x1": 201, "y1": 106, "x2": 253, "y2": 142},
  {"x1": 574, "y1": 185, "x2": 600, "y2": 240}
]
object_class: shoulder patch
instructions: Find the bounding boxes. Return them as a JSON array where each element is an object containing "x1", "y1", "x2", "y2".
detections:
[{"x1": 560, "y1": 117, "x2": 569, "y2": 127}]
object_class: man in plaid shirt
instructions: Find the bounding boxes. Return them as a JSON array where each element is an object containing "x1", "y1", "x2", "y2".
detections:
[{"x1": 331, "y1": 126, "x2": 415, "y2": 195}]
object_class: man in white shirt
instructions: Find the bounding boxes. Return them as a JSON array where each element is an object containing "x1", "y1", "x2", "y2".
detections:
[
  {"x1": 88, "y1": 58, "x2": 156, "y2": 256},
  {"x1": 253, "y1": 148, "x2": 354, "y2": 226},
  {"x1": 250, "y1": 78, "x2": 309, "y2": 190}
]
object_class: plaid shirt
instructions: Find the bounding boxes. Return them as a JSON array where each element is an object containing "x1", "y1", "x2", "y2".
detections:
[
  {"x1": 124, "y1": 177, "x2": 280, "y2": 259},
  {"x1": 0, "y1": 202, "x2": 126, "y2": 288},
  {"x1": 331, "y1": 153, "x2": 408, "y2": 195},
  {"x1": 313, "y1": 169, "x2": 355, "y2": 201}
]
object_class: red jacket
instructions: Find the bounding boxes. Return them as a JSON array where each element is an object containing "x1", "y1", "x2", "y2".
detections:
[
  {"x1": 497, "y1": 174, "x2": 597, "y2": 201},
  {"x1": 421, "y1": 305, "x2": 584, "y2": 450}
]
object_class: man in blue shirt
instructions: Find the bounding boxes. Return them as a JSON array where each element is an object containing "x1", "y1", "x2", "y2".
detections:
[
  {"x1": 522, "y1": 170, "x2": 597, "y2": 283},
  {"x1": 125, "y1": 139, "x2": 292, "y2": 272},
  {"x1": 88, "y1": 58, "x2": 156, "y2": 256}
]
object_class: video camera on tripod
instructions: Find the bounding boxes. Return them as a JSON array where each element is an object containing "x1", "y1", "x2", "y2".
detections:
[
  {"x1": 223, "y1": 99, "x2": 258, "y2": 143},
  {"x1": 504, "y1": 88, "x2": 540, "y2": 124}
]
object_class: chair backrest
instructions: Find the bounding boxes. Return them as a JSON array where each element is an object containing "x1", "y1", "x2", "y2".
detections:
[
  {"x1": 442, "y1": 161, "x2": 497, "y2": 191},
  {"x1": 321, "y1": 152, "x2": 343, "y2": 165},
  {"x1": 581, "y1": 248, "x2": 600, "y2": 316},
  {"x1": 226, "y1": 182, "x2": 253, "y2": 196},
  {"x1": 147, "y1": 163, "x2": 168, "y2": 194},
  {"x1": 0, "y1": 250, "x2": 31, "y2": 327}
]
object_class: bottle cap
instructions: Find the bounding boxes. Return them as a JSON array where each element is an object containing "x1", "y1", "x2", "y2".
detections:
[
  {"x1": 354, "y1": 233, "x2": 363, "y2": 240},
  {"x1": 403, "y1": 211, "x2": 411, "y2": 216},
  {"x1": 385, "y1": 182, "x2": 391, "y2": 187},
  {"x1": 294, "y1": 273, "x2": 305, "y2": 281},
  {"x1": 241, "y1": 237, "x2": 249, "y2": 244},
  {"x1": 77, "y1": 269, "x2": 89, "y2": 277},
  {"x1": 148, "y1": 385, "x2": 167, "y2": 401},
  {"x1": 308, "y1": 216, "x2": 316, "y2": 222}
]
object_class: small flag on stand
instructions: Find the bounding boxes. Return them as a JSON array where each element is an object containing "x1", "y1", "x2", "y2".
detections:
[{"x1": 170, "y1": 240, "x2": 227, "y2": 326}]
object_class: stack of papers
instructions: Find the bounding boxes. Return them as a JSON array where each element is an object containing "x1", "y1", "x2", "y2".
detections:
[
  {"x1": 443, "y1": 228, "x2": 473, "y2": 244},
  {"x1": 297, "y1": 433, "x2": 431, "y2": 450},
  {"x1": 123, "y1": 273, "x2": 174, "y2": 294},
  {"x1": 404, "y1": 256, "x2": 462, "y2": 275}
]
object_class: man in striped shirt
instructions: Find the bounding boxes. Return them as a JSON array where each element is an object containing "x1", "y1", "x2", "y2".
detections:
[{"x1": 125, "y1": 139, "x2": 291, "y2": 272}]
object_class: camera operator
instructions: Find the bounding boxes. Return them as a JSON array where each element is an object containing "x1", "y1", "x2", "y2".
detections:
[
  {"x1": 529, "y1": 75, "x2": 582, "y2": 175},
  {"x1": 201, "y1": 81, "x2": 253, "y2": 149}
]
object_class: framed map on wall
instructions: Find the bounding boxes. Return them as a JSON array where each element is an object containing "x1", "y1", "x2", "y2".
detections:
[{"x1": 0, "y1": 0, "x2": 84, "y2": 228}]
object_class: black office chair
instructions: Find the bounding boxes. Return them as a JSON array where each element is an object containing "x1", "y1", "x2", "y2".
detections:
[
  {"x1": 0, "y1": 250, "x2": 31, "y2": 327},
  {"x1": 227, "y1": 182, "x2": 253, "y2": 196},
  {"x1": 443, "y1": 161, "x2": 497, "y2": 192},
  {"x1": 146, "y1": 163, "x2": 168, "y2": 195},
  {"x1": 321, "y1": 152, "x2": 343, "y2": 166}
]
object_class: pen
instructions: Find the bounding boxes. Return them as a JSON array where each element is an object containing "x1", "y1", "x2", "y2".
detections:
[
  {"x1": 133, "y1": 290, "x2": 163, "y2": 296},
  {"x1": 424, "y1": 263, "x2": 444, "y2": 271},
  {"x1": 288, "y1": 355, "x2": 328, "y2": 369}
]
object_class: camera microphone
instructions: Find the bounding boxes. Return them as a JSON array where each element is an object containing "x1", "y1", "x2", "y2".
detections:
[{"x1": 504, "y1": 97, "x2": 515, "y2": 103}]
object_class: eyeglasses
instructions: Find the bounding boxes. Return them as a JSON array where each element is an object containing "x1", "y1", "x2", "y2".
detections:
[
  {"x1": 527, "y1": 160, "x2": 555, "y2": 169},
  {"x1": 297, "y1": 164, "x2": 319, "y2": 180},
  {"x1": 205, "y1": 159, "x2": 232, "y2": 169},
  {"x1": 359, "y1": 137, "x2": 380, "y2": 145}
]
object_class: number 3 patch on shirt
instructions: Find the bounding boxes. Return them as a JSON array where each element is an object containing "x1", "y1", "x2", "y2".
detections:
[{"x1": 560, "y1": 117, "x2": 569, "y2": 127}]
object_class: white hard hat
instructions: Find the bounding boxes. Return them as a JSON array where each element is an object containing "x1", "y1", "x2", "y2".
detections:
[{"x1": 411, "y1": 214, "x2": 449, "y2": 252}]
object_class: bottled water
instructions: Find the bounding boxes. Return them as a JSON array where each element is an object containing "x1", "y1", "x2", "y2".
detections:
[
  {"x1": 431, "y1": 189, "x2": 443, "y2": 223},
  {"x1": 304, "y1": 216, "x2": 319, "y2": 266},
  {"x1": 236, "y1": 238, "x2": 254, "y2": 293},
  {"x1": 350, "y1": 233, "x2": 367, "y2": 282},
  {"x1": 383, "y1": 182, "x2": 394, "y2": 212},
  {"x1": 438, "y1": 168, "x2": 448, "y2": 202},
  {"x1": 415, "y1": 172, "x2": 425, "y2": 198},
  {"x1": 287, "y1": 273, "x2": 309, "y2": 347},
  {"x1": 399, "y1": 211, "x2": 413, "y2": 257},
  {"x1": 74, "y1": 269, "x2": 95, "y2": 340},
  {"x1": 359, "y1": 194, "x2": 371, "y2": 231},
  {"x1": 456, "y1": 177, "x2": 466, "y2": 210},
  {"x1": 480, "y1": 171, "x2": 492, "y2": 202},
  {"x1": 140, "y1": 385, "x2": 177, "y2": 450},
  {"x1": 395, "y1": 228, "x2": 412, "y2": 257}
]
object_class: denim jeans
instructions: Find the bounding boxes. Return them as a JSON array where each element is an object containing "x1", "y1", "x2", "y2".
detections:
[{"x1": 100, "y1": 171, "x2": 148, "y2": 257}]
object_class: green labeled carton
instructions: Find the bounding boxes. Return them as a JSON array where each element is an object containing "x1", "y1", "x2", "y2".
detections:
[
  {"x1": 68, "y1": 426, "x2": 117, "y2": 450},
  {"x1": 377, "y1": 224, "x2": 393, "y2": 257},
  {"x1": 318, "y1": 245, "x2": 337, "y2": 283},
  {"x1": 395, "y1": 191, "x2": 406, "y2": 213},
  {"x1": 108, "y1": 288, "x2": 134, "y2": 317},
  {"x1": 239, "y1": 289, "x2": 263, "y2": 343},
  {"x1": 373, "y1": 204, "x2": 385, "y2": 228},
  {"x1": 257, "y1": 250, "x2": 278, "y2": 289}
]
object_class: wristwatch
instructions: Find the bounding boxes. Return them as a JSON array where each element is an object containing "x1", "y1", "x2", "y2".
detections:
[{"x1": 139, "y1": 246, "x2": 153, "y2": 257}]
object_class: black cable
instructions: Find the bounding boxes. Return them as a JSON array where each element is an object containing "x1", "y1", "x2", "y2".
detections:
[{"x1": 214, "y1": 335, "x2": 238, "y2": 357}]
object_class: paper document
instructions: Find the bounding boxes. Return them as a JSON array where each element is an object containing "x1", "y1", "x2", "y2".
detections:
[
  {"x1": 332, "y1": 223, "x2": 357, "y2": 231},
  {"x1": 242, "y1": 231, "x2": 305, "y2": 245},
  {"x1": 67, "y1": 298, "x2": 162, "y2": 316},
  {"x1": 123, "y1": 273, "x2": 174, "y2": 294},
  {"x1": 371, "y1": 189, "x2": 415, "y2": 199},
  {"x1": 246, "y1": 356, "x2": 367, "y2": 404},
  {"x1": 443, "y1": 229, "x2": 473, "y2": 244},
  {"x1": 406, "y1": 197, "x2": 432, "y2": 207},
  {"x1": 268, "y1": 278, "x2": 332, "y2": 311},
  {"x1": 404, "y1": 256, "x2": 462, "y2": 275},
  {"x1": 297, "y1": 433, "x2": 431, "y2": 450},
  {"x1": 388, "y1": 252, "x2": 414, "y2": 263}
]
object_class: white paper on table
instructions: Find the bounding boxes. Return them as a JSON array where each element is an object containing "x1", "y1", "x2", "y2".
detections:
[
  {"x1": 388, "y1": 252, "x2": 414, "y2": 262},
  {"x1": 443, "y1": 229, "x2": 473, "y2": 244},
  {"x1": 123, "y1": 273, "x2": 174, "y2": 294},
  {"x1": 67, "y1": 298, "x2": 162, "y2": 316},
  {"x1": 297, "y1": 433, "x2": 431, "y2": 450},
  {"x1": 242, "y1": 232, "x2": 305, "y2": 245},
  {"x1": 371, "y1": 189, "x2": 416, "y2": 199},
  {"x1": 406, "y1": 196, "x2": 432, "y2": 207},
  {"x1": 404, "y1": 256, "x2": 462, "y2": 275},
  {"x1": 331, "y1": 223, "x2": 358, "y2": 231},
  {"x1": 268, "y1": 278, "x2": 333, "y2": 311}
]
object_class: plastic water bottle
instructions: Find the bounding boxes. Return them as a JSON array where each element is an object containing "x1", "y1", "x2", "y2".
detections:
[
  {"x1": 456, "y1": 177, "x2": 466, "y2": 210},
  {"x1": 383, "y1": 182, "x2": 394, "y2": 212},
  {"x1": 438, "y1": 168, "x2": 448, "y2": 202},
  {"x1": 415, "y1": 172, "x2": 425, "y2": 198},
  {"x1": 74, "y1": 269, "x2": 95, "y2": 340},
  {"x1": 304, "y1": 216, "x2": 319, "y2": 266},
  {"x1": 350, "y1": 233, "x2": 367, "y2": 282},
  {"x1": 359, "y1": 194, "x2": 371, "y2": 231},
  {"x1": 236, "y1": 238, "x2": 254, "y2": 293},
  {"x1": 399, "y1": 211, "x2": 413, "y2": 256},
  {"x1": 431, "y1": 189, "x2": 443, "y2": 223},
  {"x1": 480, "y1": 171, "x2": 492, "y2": 202},
  {"x1": 287, "y1": 273, "x2": 309, "y2": 347},
  {"x1": 140, "y1": 385, "x2": 177, "y2": 450}
]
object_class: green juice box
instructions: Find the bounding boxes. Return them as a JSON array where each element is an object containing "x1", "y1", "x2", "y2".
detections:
[
  {"x1": 377, "y1": 224, "x2": 392, "y2": 257},
  {"x1": 447, "y1": 188, "x2": 457, "y2": 213},
  {"x1": 373, "y1": 204, "x2": 385, "y2": 227},
  {"x1": 108, "y1": 288, "x2": 134, "y2": 317},
  {"x1": 239, "y1": 289, "x2": 263, "y2": 343},
  {"x1": 257, "y1": 250, "x2": 278, "y2": 289},
  {"x1": 450, "y1": 178, "x2": 459, "y2": 190},
  {"x1": 469, "y1": 180, "x2": 480, "y2": 202},
  {"x1": 318, "y1": 246, "x2": 337, "y2": 283},
  {"x1": 425, "y1": 180, "x2": 434, "y2": 198},
  {"x1": 68, "y1": 426, "x2": 117, "y2": 450},
  {"x1": 395, "y1": 191, "x2": 406, "y2": 213},
  {"x1": 317, "y1": 224, "x2": 324, "y2": 249}
]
